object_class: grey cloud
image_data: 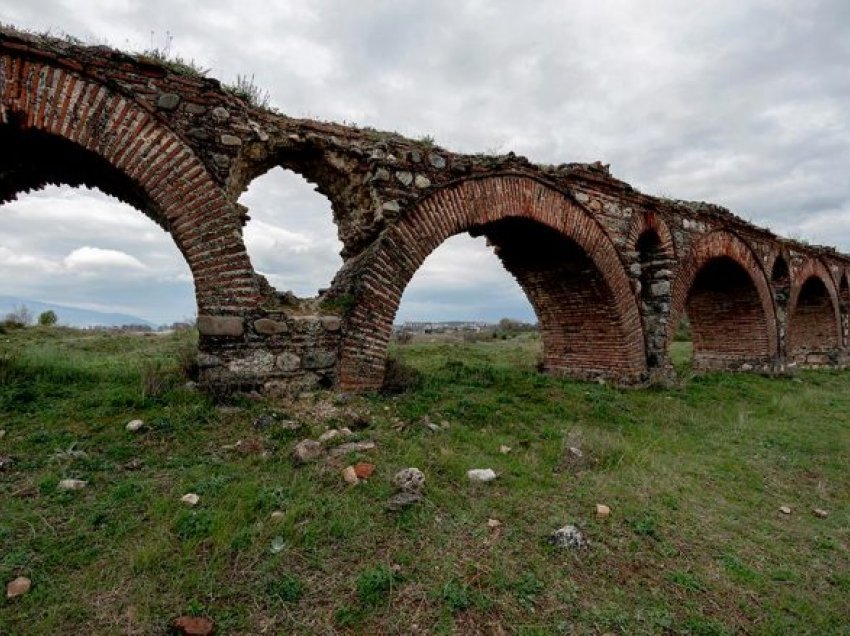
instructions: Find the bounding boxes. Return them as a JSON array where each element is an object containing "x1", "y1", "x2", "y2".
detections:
[{"x1": 2, "y1": 0, "x2": 849, "y2": 322}]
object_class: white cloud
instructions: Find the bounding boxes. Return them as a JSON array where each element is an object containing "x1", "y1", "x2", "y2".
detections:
[{"x1": 63, "y1": 246, "x2": 147, "y2": 271}]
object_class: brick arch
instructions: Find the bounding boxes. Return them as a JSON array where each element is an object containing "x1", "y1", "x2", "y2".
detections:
[
  {"x1": 787, "y1": 259, "x2": 841, "y2": 355},
  {"x1": 338, "y1": 175, "x2": 646, "y2": 390},
  {"x1": 0, "y1": 53, "x2": 259, "y2": 315},
  {"x1": 667, "y1": 231, "x2": 778, "y2": 368},
  {"x1": 627, "y1": 211, "x2": 675, "y2": 257}
]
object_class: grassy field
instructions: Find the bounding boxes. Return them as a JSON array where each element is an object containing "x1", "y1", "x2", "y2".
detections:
[{"x1": 0, "y1": 328, "x2": 848, "y2": 635}]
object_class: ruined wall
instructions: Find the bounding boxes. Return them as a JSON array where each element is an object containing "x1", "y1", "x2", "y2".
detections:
[{"x1": 2, "y1": 27, "x2": 849, "y2": 394}]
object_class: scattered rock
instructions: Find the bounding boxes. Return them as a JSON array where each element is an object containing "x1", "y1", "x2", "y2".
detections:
[
  {"x1": 0, "y1": 455, "x2": 12, "y2": 471},
  {"x1": 293, "y1": 439, "x2": 324, "y2": 464},
  {"x1": 386, "y1": 491, "x2": 422, "y2": 511},
  {"x1": 270, "y1": 536, "x2": 286, "y2": 554},
  {"x1": 126, "y1": 419, "x2": 144, "y2": 432},
  {"x1": 57, "y1": 479, "x2": 87, "y2": 491},
  {"x1": 172, "y1": 615, "x2": 215, "y2": 636},
  {"x1": 813, "y1": 508, "x2": 829, "y2": 518},
  {"x1": 319, "y1": 428, "x2": 351, "y2": 443},
  {"x1": 181, "y1": 493, "x2": 200, "y2": 507},
  {"x1": 549, "y1": 524, "x2": 586, "y2": 550},
  {"x1": 6, "y1": 576, "x2": 31, "y2": 598},
  {"x1": 0, "y1": 429, "x2": 6, "y2": 439},
  {"x1": 123, "y1": 458, "x2": 143, "y2": 471},
  {"x1": 391, "y1": 467, "x2": 425, "y2": 493},
  {"x1": 342, "y1": 466, "x2": 359, "y2": 485},
  {"x1": 270, "y1": 511, "x2": 285, "y2": 521},
  {"x1": 499, "y1": 445, "x2": 512, "y2": 454},
  {"x1": 328, "y1": 441, "x2": 376, "y2": 457},
  {"x1": 487, "y1": 518, "x2": 502, "y2": 530},
  {"x1": 467, "y1": 468, "x2": 498, "y2": 483},
  {"x1": 568, "y1": 446, "x2": 583, "y2": 459},
  {"x1": 779, "y1": 505, "x2": 792, "y2": 515},
  {"x1": 596, "y1": 504, "x2": 611, "y2": 518},
  {"x1": 354, "y1": 462, "x2": 375, "y2": 479}
]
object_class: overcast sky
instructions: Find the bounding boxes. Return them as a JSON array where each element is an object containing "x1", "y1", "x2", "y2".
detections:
[{"x1": 1, "y1": 1, "x2": 849, "y2": 324}]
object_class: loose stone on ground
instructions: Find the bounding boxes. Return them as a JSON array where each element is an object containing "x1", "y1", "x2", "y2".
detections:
[{"x1": 6, "y1": 576, "x2": 31, "y2": 598}]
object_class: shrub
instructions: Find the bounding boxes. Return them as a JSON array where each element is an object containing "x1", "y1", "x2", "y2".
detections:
[
  {"x1": 38, "y1": 310, "x2": 58, "y2": 326},
  {"x1": 4, "y1": 305, "x2": 32, "y2": 327}
]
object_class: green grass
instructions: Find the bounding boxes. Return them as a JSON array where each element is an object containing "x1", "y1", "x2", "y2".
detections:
[{"x1": 1, "y1": 328, "x2": 849, "y2": 634}]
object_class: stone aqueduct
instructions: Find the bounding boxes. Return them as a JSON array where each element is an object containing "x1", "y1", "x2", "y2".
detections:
[{"x1": 2, "y1": 28, "x2": 849, "y2": 393}]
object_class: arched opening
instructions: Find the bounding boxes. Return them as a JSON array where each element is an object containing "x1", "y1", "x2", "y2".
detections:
[
  {"x1": 338, "y1": 176, "x2": 646, "y2": 390},
  {"x1": 685, "y1": 256, "x2": 771, "y2": 369},
  {"x1": 788, "y1": 276, "x2": 840, "y2": 355},
  {"x1": 238, "y1": 167, "x2": 342, "y2": 298},
  {"x1": 0, "y1": 125, "x2": 195, "y2": 326}
]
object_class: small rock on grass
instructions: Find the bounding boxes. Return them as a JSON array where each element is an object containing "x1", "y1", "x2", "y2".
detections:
[
  {"x1": 354, "y1": 462, "x2": 375, "y2": 479},
  {"x1": 328, "y1": 440, "x2": 376, "y2": 457},
  {"x1": 487, "y1": 518, "x2": 502, "y2": 529},
  {"x1": 779, "y1": 505, "x2": 792, "y2": 515},
  {"x1": 499, "y1": 445, "x2": 512, "y2": 454},
  {"x1": 172, "y1": 615, "x2": 214, "y2": 636},
  {"x1": 0, "y1": 429, "x2": 6, "y2": 439},
  {"x1": 57, "y1": 478, "x2": 87, "y2": 491},
  {"x1": 270, "y1": 510, "x2": 285, "y2": 521},
  {"x1": 342, "y1": 466, "x2": 359, "y2": 485},
  {"x1": 6, "y1": 576, "x2": 31, "y2": 598},
  {"x1": 813, "y1": 508, "x2": 829, "y2": 518},
  {"x1": 549, "y1": 524, "x2": 586, "y2": 550},
  {"x1": 391, "y1": 467, "x2": 425, "y2": 493},
  {"x1": 293, "y1": 439, "x2": 324, "y2": 464},
  {"x1": 0, "y1": 455, "x2": 12, "y2": 471},
  {"x1": 467, "y1": 468, "x2": 497, "y2": 482},
  {"x1": 386, "y1": 491, "x2": 422, "y2": 511},
  {"x1": 181, "y1": 493, "x2": 200, "y2": 506},
  {"x1": 126, "y1": 419, "x2": 144, "y2": 432},
  {"x1": 596, "y1": 504, "x2": 611, "y2": 518}
]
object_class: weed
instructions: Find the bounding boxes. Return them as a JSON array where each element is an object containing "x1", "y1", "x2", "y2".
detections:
[
  {"x1": 356, "y1": 565, "x2": 397, "y2": 607},
  {"x1": 225, "y1": 74, "x2": 270, "y2": 109},
  {"x1": 266, "y1": 573, "x2": 303, "y2": 604}
]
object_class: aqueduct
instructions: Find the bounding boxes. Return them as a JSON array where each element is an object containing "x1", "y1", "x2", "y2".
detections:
[{"x1": 2, "y1": 28, "x2": 849, "y2": 393}]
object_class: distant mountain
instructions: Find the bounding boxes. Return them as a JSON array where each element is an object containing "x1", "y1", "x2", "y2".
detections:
[{"x1": 0, "y1": 296, "x2": 156, "y2": 328}]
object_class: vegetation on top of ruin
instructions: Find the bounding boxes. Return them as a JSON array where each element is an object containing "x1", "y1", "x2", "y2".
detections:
[{"x1": 1, "y1": 327, "x2": 848, "y2": 634}]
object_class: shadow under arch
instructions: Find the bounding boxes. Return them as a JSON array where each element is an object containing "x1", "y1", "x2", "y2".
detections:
[
  {"x1": 337, "y1": 175, "x2": 646, "y2": 390},
  {"x1": 787, "y1": 260, "x2": 841, "y2": 359},
  {"x1": 667, "y1": 231, "x2": 777, "y2": 371}
]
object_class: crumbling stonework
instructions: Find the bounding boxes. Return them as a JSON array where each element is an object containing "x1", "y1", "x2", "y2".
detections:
[{"x1": 2, "y1": 27, "x2": 849, "y2": 393}]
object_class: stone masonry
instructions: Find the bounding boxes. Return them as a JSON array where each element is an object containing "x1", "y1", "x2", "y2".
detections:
[{"x1": 2, "y1": 27, "x2": 849, "y2": 393}]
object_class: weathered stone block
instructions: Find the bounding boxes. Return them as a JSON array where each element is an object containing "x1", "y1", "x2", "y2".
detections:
[
  {"x1": 228, "y1": 351, "x2": 275, "y2": 374},
  {"x1": 197, "y1": 353, "x2": 221, "y2": 368},
  {"x1": 320, "y1": 316, "x2": 342, "y2": 332},
  {"x1": 220, "y1": 134, "x2": 242, "y2": 146},
  {"x1": 198, "y1": 315, "x2": 244, "y2": 337},
  {"x1": 303, "y1": 350, "x2": 337, "y2": 370},
  {"x1": 276, "y1": 352, "x2": 301, "y2": 372},
  {"x1": 254, "y1": 318, "x2": 289, "y2": 335},
  {"x1": 211, "y1": 106, "x2": 230, "y2": 121},
  {"x1": 650, "y1": 281, "x2": 671, "y2": 296},
  {"x1": 157, "y1": 93, "x2": 180, "y2": 111}
]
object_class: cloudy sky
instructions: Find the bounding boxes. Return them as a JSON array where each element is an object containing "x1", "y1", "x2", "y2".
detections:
[{"x1": 1, "y1": 1, "x2": 849, "y2": 324}]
